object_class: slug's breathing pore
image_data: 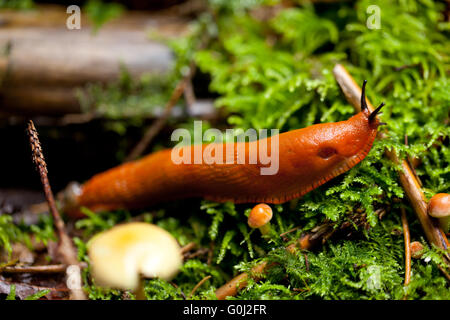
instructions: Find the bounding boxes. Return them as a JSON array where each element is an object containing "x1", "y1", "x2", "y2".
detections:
[{"x1": 65, "y1": 81, "x2": 385, "y2": 217}]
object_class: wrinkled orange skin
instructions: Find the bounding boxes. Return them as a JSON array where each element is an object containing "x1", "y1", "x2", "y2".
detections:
[{"x1": 72, "y1": 110, "x2": 380, "y2": 217}]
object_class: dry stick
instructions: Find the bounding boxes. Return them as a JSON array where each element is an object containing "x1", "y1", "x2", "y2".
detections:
[
  {"x1": 1, "y1": 264, "x2": 67, "y2": 274},
  {"x1": 125, "y1": 28, "x2": 211, "y2": 162},
  {"x1": 187, "y1": 275, "x2": 212, "y2": 299},
  {"x1": 184, "y1": 77, "x2": 197, "y2": 111},
  {"x1": 125, "y1": 62, "x2": 197, "y2": 162},
  {"x1": 401, "y1": 208, "x2": 411, "y2": 287},
  {"x1": 279, "y1": 226, "x2": 300, "y2": 238},
  {"x1": 0, "y1": 262, "x2": 88, "y2": 274},
  {"x1": 26, "y1": 120, "x2": 87, "y2": 300},
  {"x1": 181, "y1": 242, "x2": 196, "y2": 255},
  {"x1": 332, "y1": 64, "x2": 450, "y2": 262},
  {"x1": 216, "y1": 211, "x2": 369, "y2": 299},
  {"x1": 215, "y1": 234, "x2": 313, "y2": 300}
]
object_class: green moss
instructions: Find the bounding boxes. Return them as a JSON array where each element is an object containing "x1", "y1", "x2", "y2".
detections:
[
  {"x1": 0, "y1": 0, "x2": 33, "y2": 9},
  {"x1": 1, "y1": 0, "x2": 448, "y2": 300}
]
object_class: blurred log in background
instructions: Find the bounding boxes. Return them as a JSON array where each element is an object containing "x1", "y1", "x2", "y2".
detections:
[{"x1": 0, "y1": 1, "x2": 215, "y2": 205}]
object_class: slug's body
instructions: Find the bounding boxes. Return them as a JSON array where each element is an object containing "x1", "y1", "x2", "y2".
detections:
[{"x1": 68, "y1": 82, "x2": 384, "y2": 216}]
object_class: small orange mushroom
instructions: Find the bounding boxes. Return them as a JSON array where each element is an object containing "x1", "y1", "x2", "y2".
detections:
[
  {"x1": 248, "y1": 203, "x2": 273, "y2": 235},
  {"x1": 410, "y1": 241, "x2": 424, "y2": 259},
  {"x1": 428, "y1": 193, "x2": 450, "y2": 233}
]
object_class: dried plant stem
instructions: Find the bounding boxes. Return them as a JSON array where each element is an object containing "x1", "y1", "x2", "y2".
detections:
[
  {"x1": 332, "y1": 64, "x2": 449, "y2": 261},
  {"x1": 1, "y1": 264, "x2": 67, "y2": 274},
  {"x1": 180, "y1": 242, "x2": 196, "y2": 255},
  {"x1": 188, "y1": 275, "x2": 212, "y2": 299},
  {"x1": 401, "y1": 208, "x2": 411, "y2": 286},
  {"x1": 26, "y1": 120, "x2": 86, "y2": 300},
  {"x1": 125, "y1": 30, "x2": 211, "y2": 162},
  {"x1": 215, "y1": 261, "x2": 269, "y2": 300},
  {"x1": 125, "y1": 66, "x2": 195, "y2": 162},
  {"x1": 215, "y1": 234, "x2": 313, "y2": 300},
  {"x1": 0, "y1": 262, "x2": 88, "y2": 274}
]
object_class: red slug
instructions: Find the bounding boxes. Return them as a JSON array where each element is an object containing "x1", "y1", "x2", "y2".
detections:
[{"x1": 66, "y1": 81, "x2": 384, "y2": 217}]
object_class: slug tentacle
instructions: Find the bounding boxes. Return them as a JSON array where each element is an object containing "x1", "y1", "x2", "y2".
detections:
[
  {"x1": 361, "y1": 80, "x2": 368, "y2": 112},
  {"x1": 369, "y1": 102, "x2": 385, "y2": 122}
]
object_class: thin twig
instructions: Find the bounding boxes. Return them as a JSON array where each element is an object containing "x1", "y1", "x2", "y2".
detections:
[
  {"x1": 26, "y1": 120, "x2": 87, "y2": 300},
  {"x1": 1, "y1": 264, "x2": 67, "y2": 274},
  {"x1": 215, "y1": 261, "x2": 269, "y2": 300},
  {"x1": 215, "y1": 234, "x2": 313, "y2": 300},
  {"x1": 215, "y1": 210, "x2": 371, "y2": 299},
  {"x1": 183, "y1": 77, "x2": 197, "y2": 111},
  {"x1": 125, "y1": 67, "x2": 194, "y2": 162},
  {"x1": 0, "y1": 279, "x2": 70, "y2": 300},
  {"x1": 187, "y1": 275, "x2": 212, "y2": 299},
  {"x1": 279, "y1": 226, "x2": 300, "y2": 238},
  {"x1": 401, "y1": 208, "x2": 411, "y2": 287},
  {"x1": 332, "y1": 64, "x2": 450, "y2": 266},
  {"x1": 125, "y1": 29, "x2": 211, "y2": 162},
  {"x1": 184, "y1": 248, "x2": 209, "y2": 260},
  {"x1": 0, "y1": 262, "x2": 88, "y2": 274},
  {"x1": 169, "y1": 281, "x2": 187, "y2": 300},
  {"x1": 180, "y1": 242, "x2": 196, "y2": 255},
  {"x1": 404, "y1": 134, "x2": 422, "y2": 187}
]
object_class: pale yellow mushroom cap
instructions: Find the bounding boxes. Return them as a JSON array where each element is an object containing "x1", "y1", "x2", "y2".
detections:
[{"x1": 88, "y1": 222, "x2": 182, "y2": 291}]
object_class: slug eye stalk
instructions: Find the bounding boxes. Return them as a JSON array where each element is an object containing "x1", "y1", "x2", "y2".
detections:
[
  {"x1": 369, "y1": 102, "x2": 385, "y2": 122},
  {"x1": 361, "y1": 80, "x2": 368, "y2": 111},
  {"x1": 360, "y1": 80, "x2": 385, "y2": 123}
]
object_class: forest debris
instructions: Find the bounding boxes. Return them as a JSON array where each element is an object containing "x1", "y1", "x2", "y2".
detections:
[
  {"x1": 332, "y1": 64, "x2": 450, "y2": 263},
  {"x1": 125, "y1": 27, "x2": 211, "y2": 161},
  {"x1": 1, "y1": 264, "x2": 67, "y2": 274},
  {"x1": 180, "y1": 242, "x2": 196, "y2": 255},
  {"x1": 187, "y1": 275, "x2": 212, "y2": 299},
  {"x1": 215, "y1": 234, "x2": 313, "y2": 300},
  {"x1": 401, "y1": 208, "x2": 411, "y2": 287},
  {"x1": 125, "y1": 67, "x2": 194, "y2": 161},
  {"x1": 215, "y1": 209, "x2": 371, "y2": 299},
  {"x1": 215, "y1": 261, "x2": 269, "y2": 300},
  {"x1": 0, "y1": 278, "x2": 69, "y2": 300},
  {"x1": 6, "y1": 243, "x2": 34, "y2": 265},
  {"x1": 26, "y1": 120, "x2": 86, "y2": 300}
]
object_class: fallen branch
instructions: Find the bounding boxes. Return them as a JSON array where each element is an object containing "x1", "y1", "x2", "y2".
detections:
[
  {"x1": 332, "y1": 64, "x2": 449, "y2": 261},
  {"x1": 26, "y1": 120, "x2": 87, "y2": 300}
]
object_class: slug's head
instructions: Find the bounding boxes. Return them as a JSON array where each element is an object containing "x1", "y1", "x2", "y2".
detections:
[{"x1": 303, "y1": 80, "x2": 385, "y2": 177}]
